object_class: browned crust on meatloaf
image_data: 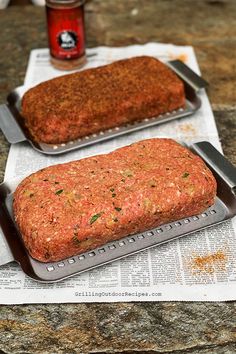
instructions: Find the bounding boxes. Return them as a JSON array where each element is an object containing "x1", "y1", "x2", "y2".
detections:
[
  {"x1": 13, "y1": 138, "x2": 217, "y2": 262},
  {"x1": 21, "y1": 56, "x2": 185, "y2": 144}
]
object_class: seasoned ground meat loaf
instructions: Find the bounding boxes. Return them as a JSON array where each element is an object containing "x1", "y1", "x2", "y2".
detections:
[
  {"x1": 21, "y1": 56, "x2": 185, "y2": 144},
  {"x1": 13, "y1": 139, "x2": 217, "y2": 262}
]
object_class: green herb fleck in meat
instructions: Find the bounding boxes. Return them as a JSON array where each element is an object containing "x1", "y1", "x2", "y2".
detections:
[
  {"x1": 54, "y1": 181, "x2": 60, "y2": 184},
  {"x1": 115, "y1": 207, "x2": 122, "y2": 212},
  {"x1": 182, "y1": 172, "x2": 189, "y2": 178},
  {"x1": 72, "y1": 235, "x2": 81, "y2": 246},
  {"x1": 24, "y1": 190, "x2": 35, "y2": 197},
  {"x1": 55, "y1": 189, "x2": 64, "y2": 195},
  {"x1": 113, "y1": 218, "x2": 119, "y2": 222},
  {"x1": 90, "y1": 213, "x2": 102, "y2": 224},
  {"x1": 188, "y1": 185, "x2": 195, "y2": 195},
  {"x1": 149, "y1": 179, "x2": 157, "y2": 188},
  {"x1": 109, "y1": 188, "x2": 116, "y2": 197},
  {"x1": 122, "y1": 169, "x2": 133, "y2": 177}
]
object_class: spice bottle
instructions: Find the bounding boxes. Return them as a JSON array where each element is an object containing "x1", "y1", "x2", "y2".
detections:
[{"x1": 46, "y1": 0, "x2": 86, "y2": 70}]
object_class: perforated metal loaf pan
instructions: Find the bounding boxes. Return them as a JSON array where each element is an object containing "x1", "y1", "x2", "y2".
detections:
[
  {"x1": 0, "y1": 60, "x2": 208, "y2": 155},
  {"x1": 0, "y1": 141, "x2": 236, "y2": 283}
]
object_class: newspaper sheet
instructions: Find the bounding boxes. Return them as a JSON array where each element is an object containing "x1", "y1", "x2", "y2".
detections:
[{"x1": 1, "y1": 43, "x2": 236, "y2": 304}]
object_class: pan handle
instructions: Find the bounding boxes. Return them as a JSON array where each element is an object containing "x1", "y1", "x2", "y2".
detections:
[
  {"x1": 168, "y1": 60, "x2": 208, "y2": 92},
  {"x1": 0, "y1": 229, "x2": 14, "y2": 266},
  {"x1": 192, "y1": 141, "x2": 236, "y2": 193},
  {"x1": 0, "y1": 104, "x2": 26, "y2": 144},
  {"x1": 0, "y1": 183, "x2": 15, "y2": 266}
]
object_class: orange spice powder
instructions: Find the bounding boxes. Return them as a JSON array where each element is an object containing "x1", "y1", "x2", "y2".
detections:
[
  {"x1": 179, "y1": 123, "x2": 197, "y2": 135},
  {"x1": 191, "y1": 250, "x2": 227, "y2": 274},
  {"x1": 169, "y1": 53, "x2": 188, "y2": 63}
]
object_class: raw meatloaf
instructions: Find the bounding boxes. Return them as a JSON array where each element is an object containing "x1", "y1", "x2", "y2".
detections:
[
  {"x1": 21, "y1": 56, "x2": 185, "y2": 144},
  {"x1": 13, "y1": 138, "x2": 217, "y2": 262}
]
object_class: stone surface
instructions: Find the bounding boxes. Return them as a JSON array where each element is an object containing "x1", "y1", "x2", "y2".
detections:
[
  {"x1": 0, "y1": 1, "x2": 236, "y2": 353},
  {"x1": 0, "y1": 303, "x2": 236, "y2": 353},
  {"x1": 0, "y1": 135, "x2": 9, "y2": 183},
  {"x1": 214, "y1": 110, "x2": 236, "y2": 165}
]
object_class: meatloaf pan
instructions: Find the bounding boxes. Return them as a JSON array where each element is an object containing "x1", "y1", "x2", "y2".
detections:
[
  {"x1": 13, "y1": 138, "x2": 217, "y2": 262},
  {"x1": 21, "y1": 56, "x2": 185, "y2": 144}
]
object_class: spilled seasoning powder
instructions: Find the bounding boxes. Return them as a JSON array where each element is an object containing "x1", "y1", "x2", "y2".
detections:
[
  {"x1": 179, "y1": 123, "x2": 197, "y2": 136},
  {"x1": 191, "y1": 250, "x2": 227, "y2": 274},
  {"x1": 169, "y1": 53, "x2": 188, "y2": 63}
]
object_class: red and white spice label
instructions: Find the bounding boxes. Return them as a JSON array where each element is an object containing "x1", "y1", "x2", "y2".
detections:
[{"x1": 46, "y1": 6, "x2": 85, "y2": 60}]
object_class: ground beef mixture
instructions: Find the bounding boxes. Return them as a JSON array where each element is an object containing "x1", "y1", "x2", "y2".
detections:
[
  {"x1": 21, "y1": 56, "x2": 185, "y2": 144},
  {"x1": 13, "y1": 139, "x2": 217, "y2": 262}
]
